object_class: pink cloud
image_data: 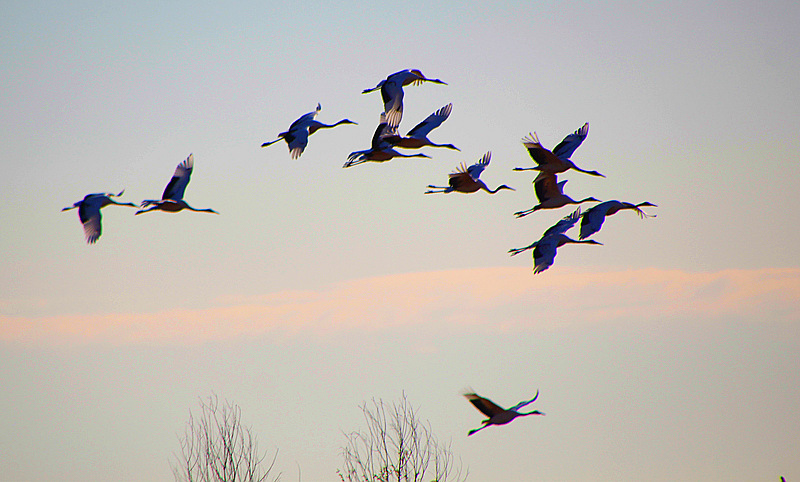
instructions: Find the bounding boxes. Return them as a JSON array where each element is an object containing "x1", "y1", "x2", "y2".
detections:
[{"x1": 1, "y1": 267, "x2": 797, "y2": 345}]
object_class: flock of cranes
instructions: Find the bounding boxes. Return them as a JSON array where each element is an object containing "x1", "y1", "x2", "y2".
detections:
[{"x1": 63, "y1": 68, "x2": 657, "y2": 435}]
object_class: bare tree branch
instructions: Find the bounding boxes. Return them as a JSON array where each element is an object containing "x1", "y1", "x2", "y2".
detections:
[
  {"x1": 172, "y1": 394, "x2": 280, "y2": 482},
  {"x1": 339, "y1": 393, "x2": 467, "y2": 482}
]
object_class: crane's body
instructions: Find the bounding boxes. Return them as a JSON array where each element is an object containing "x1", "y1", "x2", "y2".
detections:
[
  {"x1": 136, "y1": 154, "x2": 218, "y2": 215},
  {"x1": 464, "y1": 390, "x2": 544, "y2": 436},
  {"x1": 509, "y1": 208, "x2": 602, "y2": 273},
  {"x1": 513, "y1": 123, "x2": 603, "y2": 177},
  {"x1": 344, "y1": 113, "x2": 431, "y2": 167},
  {"x1": 579, "y1": 200, "x2": 657, "y2": 239},
  {"x1": 425, "y1": 152, "x2": 513, "y2": 194},
  {"x1": 514, "y1": 172, "x2": 599, "y2": 216},
  {"x1": 62, "y1": 190, "x2": 137, "y2": 244},
  {"x1": 382, "y1": 103, "x2": 458, "y2": 151},
  {"x1": 362, "y1": 69, "x2": 446, "y2": 127},
  {"x1": 261, "y1": 104, "x2": 356, "y2": 159}
]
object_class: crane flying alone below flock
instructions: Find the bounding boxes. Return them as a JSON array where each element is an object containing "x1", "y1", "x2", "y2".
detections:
[
  {"x1": 136, "y1": 154, "x2": 218, "y2": 215},
  {"x1": 579, "y1": 200, "x2": 658, "y2": 239},
  {"x1": 343, "y1": 113, "x2": 431, "y2": 168},
  {"x1": 513, "y1": 122, "x2": 604, "y2": 178},
  {"x1": 464, "y1": 390, "x2": 545, "y2": 436},
  {"x1": 62, "y1": 190, "x2": 137, "y2": 244},
  {"x1": 261, "y1": 103, "x2": 356, "y2": 159},
  {"x1": 509, "y1": 207, "x2": 601, "y2": 273},
  {"x1": 362, "y1": 69, "x2": 446, "y2": 127},
  {"x1": 514, "y1": 172, "x2": 599, "y2": 216},
  {"x1": 425, "y1": 152, "x2": 514, "y2": 194}
]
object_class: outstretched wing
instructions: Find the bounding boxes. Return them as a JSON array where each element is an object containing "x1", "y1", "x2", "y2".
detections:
[
  {"x1": 284, "y1": 127, "x2": 310, "y2": 159},
  {"x1": 288, "y1": 103, "x2": 321, "y2": 130},
  {"x1": 552, "y1": 122, "x2": 589, "y2": 160},
  {"x1": 542, "y1": 208, "x2": 581, "y2": 238},
  {"x1": 162, "y1": 154, "x2": 193, "y2": 201},
  {"x1": 447, "y1": 166, "x2": 473, "y2": 190},
  {"x1": 533, "y1": 172, "x2": 562, "y2": 203},
  {"x1": 78, "y1": 196, "x2": 104, "y2": 244},
  {"x1": 381, "y1": 80, "x2": 404, "y2": 127},
  {"x1": 580, "y1": 201, "x2": 616, "y2": 239},
  {"x1": 464, "y1": 393, "x2": 505, "y2": 417},
  {"x1": 370, "y1": 113, "x2": 397, "y2": 150},
  {"x1": 532, "y1": 237, "x2": 560, "y2": 274},
  {"x1": 466, "y1": 152, "x2": 491, "y2": 180},
  {"x1": 509, "y1": 390, "x2": 539, "y2": 411},
  {"x1": 406, "y1": 103, "x2": 452, "y2": 139},
  {"x1": 521, "y1": 132, "x2": 550, "y2": 167}
]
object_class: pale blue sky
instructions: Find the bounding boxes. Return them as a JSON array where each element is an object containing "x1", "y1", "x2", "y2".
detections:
[{"x1": 1, "y1": 1, "x2": 798, "y2": 481}]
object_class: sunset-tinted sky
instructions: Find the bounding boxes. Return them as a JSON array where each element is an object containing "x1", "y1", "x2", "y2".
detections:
[{"x1": 2, "y1": 1, "x2": 798, "y2": 481}]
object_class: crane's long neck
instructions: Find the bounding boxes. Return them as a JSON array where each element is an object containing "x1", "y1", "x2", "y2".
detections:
[
  {"x1": 573, "y1": 165, "x2": 605, "y2": 177},
  {"x1": 311, "y1": 120, "x2": 348, "y2": 132},
  {"x1": 484, "y1": 184, "x2": 513, "y2": 194},
  {"x1": 429, "y1": 142, "x2": 459, "y2": 150},
  {"x1": 187, "y1": 206, "x2": 218, "y2": 214},
  {"x1": 109, "y1": 200, "x2": 137, "y2": 208}
]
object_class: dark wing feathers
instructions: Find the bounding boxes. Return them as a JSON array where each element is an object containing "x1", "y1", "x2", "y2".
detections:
[
  {"x1": 406, "y1": 103, "x2": 452, "y2": 138},
  {"x1": 464, "y1": 393, "x2": 505, "y2": 417},
  {"x1": 533, "y1": 173, "x2": 559, "y2": 203},
  {"x1": 542, "y1": 208, "x2": 581, "y2": 238},
  {"x1": 162, "y1": 155, "x2": 193, "y2": 201},
  {"x1": 552, "y1": 123, "x2": 589, "y2": 159}
]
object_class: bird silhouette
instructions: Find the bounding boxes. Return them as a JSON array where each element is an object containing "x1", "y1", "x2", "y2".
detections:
[
  {"x1": 343, "y1": 113, "x2": 430, "y2": 168},
  {"x1": 514, "y1": 172, "x2": 600, "y2": 216},
  {"x1": 362, "y1": 69, "x2": 446, "y2": 127},
  {"x1": 261, "y1": 103, "x2": 356, "y2": 159},
  {"x1": 464, "y1": 390, "x2": 544, "y2": 436},
  {"x1": 136, "y1": 154, "x2": 218, "y2": 215},
  {"x1": 513, "y1": 123, "x2": 604, "y2": 178},
  {"x1": 62, "y1": 190, "x2": 137, "y2": 244},
  {"x1": 425, "y1": 152, "x2": 514, "y2": 194},
  {"x1": 381, "y1": 103, "x2": 459, "y2": 151},
  {"x1": 579, "y1": 200, "x2": 657, "y2": 239},
  {"x1": 509, "y1": 207, "x2": 602, "y2": 273}
]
